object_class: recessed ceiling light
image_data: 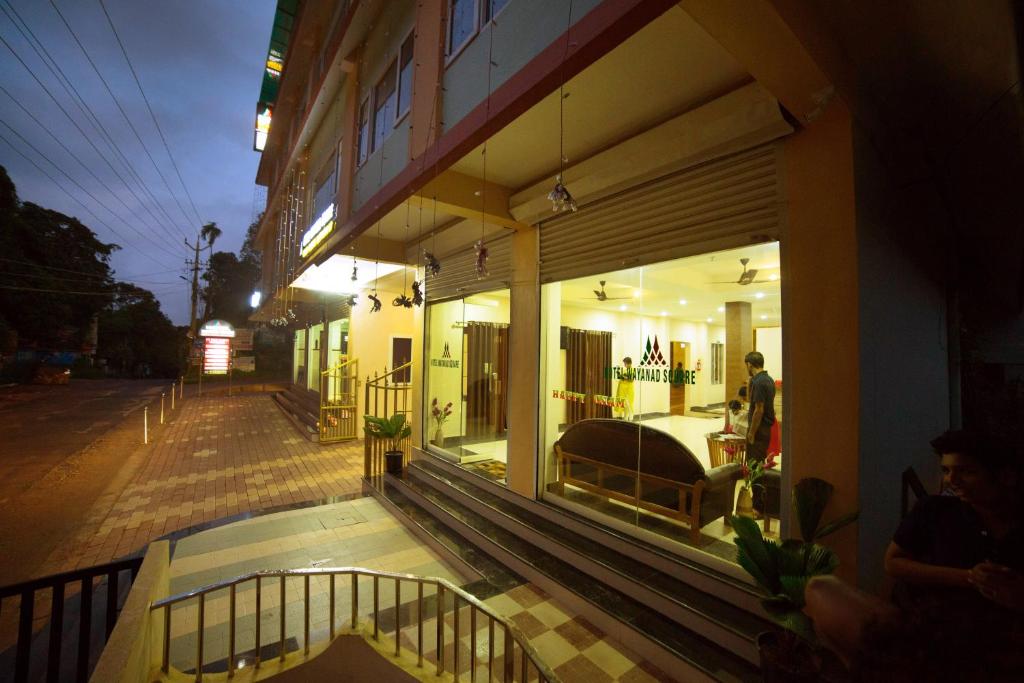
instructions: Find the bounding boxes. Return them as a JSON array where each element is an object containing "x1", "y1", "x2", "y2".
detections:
[
  {"x1": 769, "y1": 274, "x2": 779, "y2": 281},
  {"x1": 755, "y1": 292, "x2": 765, "y2": 299},
  {"x1": 619, "y1": 304, "x2": 627, "y2": 311},
  {"x1": 760, "y1": 314, "x2": 768, "y2": 320},
  {"x1": 632, "y1": 289, "x2": 639, "y2": 298},
  {"x1": 706, "y1": 317, "x2": 712, "y2": 323},
  {"x1": 660, "y1": 311, "x2": 667, "y2": 316},
  {"x1": 678, "y1": 299, "x2": 687, "y2": 305},
  {"x1": 717, "y1": 306, "x2": 725, "y2": 312}
]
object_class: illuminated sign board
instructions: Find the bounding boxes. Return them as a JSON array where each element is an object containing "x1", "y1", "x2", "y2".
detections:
[
  {"x1": 254, "y1": 103, "x2": 273, "y2": 152},
  {"x1": 266, "y1": 51, "x2": 283, "y2": 77},
  {"x1": 203, "y1": 337, "x2": 231, "y2": 375},
  {"x1": 299, "y1": 203, "x2": 336, "y2": 258},
  {"x1": 199, "y1": 319, "x2": 236, "y2": 338}
]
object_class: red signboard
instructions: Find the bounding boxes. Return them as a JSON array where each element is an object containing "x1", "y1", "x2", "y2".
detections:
[{"x1": 203, "y1": 337, "x2": 231, "y2": 375}]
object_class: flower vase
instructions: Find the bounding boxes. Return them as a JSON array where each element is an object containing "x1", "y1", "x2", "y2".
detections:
[
  {"x1": 433, "y1": 426, "x2": 444, "y2": 447},
  {"x1": 735, "y1": 486, "x2": 755, "y2": 518}
]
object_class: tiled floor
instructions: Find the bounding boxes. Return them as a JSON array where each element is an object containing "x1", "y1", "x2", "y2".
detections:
[
  {"x1": 41, "y1": 394, "x2": 366, "y2": 574},
  {"x1": 162, "y1": 496, "x2": 672, "y2": 681}
]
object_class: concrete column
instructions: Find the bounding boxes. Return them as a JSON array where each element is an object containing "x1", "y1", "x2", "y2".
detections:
[
  {"x1": 725, "y1": 301, "x2": 753, "y2": 402},
  {"x1": 506, "y1": 226, "x2": 539, "y2": 498},
  {"x1": 336, "y1": 49, "x2": 361, "y2": 221}
]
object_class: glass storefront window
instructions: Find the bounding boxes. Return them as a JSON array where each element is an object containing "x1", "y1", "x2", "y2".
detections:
[
  {"x1": 539, "y1": 243, "x2": 783, "y2": 565},
  {"x1": 307, "y1": 323, "x2": 323, "y2": 392},
  {"x1": 425, "y1": 290, "x2": 511, "y2": 485},
  {"x1": 293, "y1": 329, "x2": 306, "y2": 386}
]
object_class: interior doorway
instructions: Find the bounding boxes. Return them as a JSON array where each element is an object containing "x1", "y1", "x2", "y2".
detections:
[{"x1": 669, "y1": 341, "x2": 690, "y2": 416}]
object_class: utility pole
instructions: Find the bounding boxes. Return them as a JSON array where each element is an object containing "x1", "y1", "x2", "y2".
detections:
[{"x1": 185, "y1": 238, "x2": 202, "y2": 341}]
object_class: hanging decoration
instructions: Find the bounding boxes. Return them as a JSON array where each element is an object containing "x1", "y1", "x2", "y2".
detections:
[
  {"x1": 411, "y1": 280, "x2": 424, "y2": 306},
  {"x1": 424, "y1": 251, "x2": 441, "y2": 277},
  {"x1": 475, "y1": 239, "x2": 489, "y2": 278},
  {"x1": 368, "y1": 292, "x2": 382, "y2": 312},
  {"x1": 346, "y1": 293, "x2": 358, "y2": 307},
  {"x1": 351, "y1": 259, "x2": 358, "y2": 282},
  {"x1": 394, "y1": 201, "x2": 414, "y2": 307},
  {"x1": 548, "y1": 1, "x2": 579, "y2": 214},
  {"x1": 392, "y1": 293, "x2": 413, "y2": 308},
  {"x1": 547, "y1": 175, "x2": 578, "y2": 212}
]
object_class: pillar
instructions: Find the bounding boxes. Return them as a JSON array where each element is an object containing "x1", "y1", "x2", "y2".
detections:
[
  {"x1": 506, "y1": 225, "x2": 539, "y2": 498},
  {"x1": 725, "y1": 301, "x2": 753, "y2": 402}
]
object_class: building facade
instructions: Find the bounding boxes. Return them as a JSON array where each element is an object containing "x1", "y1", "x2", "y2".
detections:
[{"x1": 250, "y1": 0, "x2": 971, "y2": 606}]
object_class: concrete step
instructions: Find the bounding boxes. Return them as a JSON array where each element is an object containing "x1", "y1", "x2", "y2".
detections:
[{"x1": 383, "y1": 461, "x2": 765, "y2": 683}]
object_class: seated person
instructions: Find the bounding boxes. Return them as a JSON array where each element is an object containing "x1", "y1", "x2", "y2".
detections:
[
  {"x1": 723, "y1": 399, "x2": 748, "y2": 437},
  {"x1": 884, "y1": 430, "x2": 1024, "y2": 621}
]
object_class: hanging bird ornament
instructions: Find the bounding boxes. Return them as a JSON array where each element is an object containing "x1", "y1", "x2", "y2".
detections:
[
  {"x1": 475, "y1": 239, "x2": 489, "y2": 278},
  {"x1": 411, "y1": 280, "x2": 423, "y2": 307},
  {"x1": 392, "y1": 293, "x2": 413, "y2": 308},
  {"x1": 368, "y1": 292, "x2": 382, "y2": 313},
  {"x1": 547, "y1": 174, "x2": 578, "y2": 212},
  {"x1": 424, "y1": 251, "x2": 441, "y2": 278}
]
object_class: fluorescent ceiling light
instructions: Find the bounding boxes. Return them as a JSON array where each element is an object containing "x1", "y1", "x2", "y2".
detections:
[
  {"x1": 619, "y1": 304, "x2": 627, "y2": 311},
  {"x1": 755, "y1": 292, "x2": 765, "y2": 299},
  {"x1": 678, "y1": 299, "x2": 687, "y2": 305},
  {"x1": 717, "y1": 306, "x2": 725, "y2": 312},
  {"x1": 769, "y1": 274, "x2": 779, "y2": 281},
  {"x1": 290, "y1": 255, "x2": 404, "y2": 295},
  {"x1": 660, "y1": 311, "x2": 667, "y2": 316},
  {"x1": 706, "y1": 317, "x2": 712, "y2": 323},
  {"x1": 760, "y1": 314, "x2": 768, "y2": 320}
]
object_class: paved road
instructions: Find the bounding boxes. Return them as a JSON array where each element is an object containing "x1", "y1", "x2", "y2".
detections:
[{"x1": 0, "y1": 379, "x2": 167, "y2": 584}]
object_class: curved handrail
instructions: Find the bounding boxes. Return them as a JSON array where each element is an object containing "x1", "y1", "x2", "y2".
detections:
[
  {"x1": 150, "y1": 566, "x2": 560, "y2": 682},
  {"x1": 365, "y1": 361, "x2": 413, "y2": 388},
  {"x1": 320, "y1": 355, "x2": 357, "y2": 379}
]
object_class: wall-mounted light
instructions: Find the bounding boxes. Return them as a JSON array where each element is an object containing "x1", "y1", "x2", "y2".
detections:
[{"x1": 250, "y1": 291, "x2": 261, "y2": 308}]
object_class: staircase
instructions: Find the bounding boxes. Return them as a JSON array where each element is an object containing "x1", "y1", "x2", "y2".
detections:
[
  {"x1": 272, "y1": 384, "x2": 321, "y2": 441},
  {"x1": 373, "y1": 456, "x2": 773, "y2": 683}
]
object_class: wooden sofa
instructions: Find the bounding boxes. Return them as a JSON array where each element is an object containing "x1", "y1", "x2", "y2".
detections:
[{"x1": 553, "y1": 419, "x2": 741, "y2": 544}]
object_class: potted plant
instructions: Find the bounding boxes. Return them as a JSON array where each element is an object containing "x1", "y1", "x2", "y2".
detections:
[
  {"x1": 430, "y1": 397, "x2": 453, "y2": 446},
  {"x1": 734, "y1": 451, "x2": 778, "y2": 518},
  {"x1": 730, "y1": 477, "x2": 858, "y2": 682},
  {"x1": 363, "y1": 413, "x2": 412, "y2": 476}
]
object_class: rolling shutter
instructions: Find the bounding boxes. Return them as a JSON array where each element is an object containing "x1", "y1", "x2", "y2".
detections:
[
  {"x1": 539, "y1": 143, "x2": 782, "y2": 282},
  {"x1": 424, "y1": 232, "x2": 514, "y2": 302}
]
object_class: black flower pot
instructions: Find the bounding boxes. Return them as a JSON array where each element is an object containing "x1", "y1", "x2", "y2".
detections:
[
  {"x1": 385, "y1": 450, "x2": 404, "y2": 476},
  {"x1": 757, "y1": 631, "x2": 821, "y2": 683}
]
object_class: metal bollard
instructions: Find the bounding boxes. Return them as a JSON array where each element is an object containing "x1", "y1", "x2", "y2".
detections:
[
  {"x1": 179, "y1": 377, "x2": 184, "y2": 400},
  {"x1": 144, "y1": 406, "x2": 149, "y2": 445},
  {"x1": 160, "y1": 393, "x2": 165, "y2": 424},
  {"x1": 171, "y1": 383, "x2": 175, "y2": 410}
]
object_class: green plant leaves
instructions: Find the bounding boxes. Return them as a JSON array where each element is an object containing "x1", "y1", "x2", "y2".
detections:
[
  {"x1": 814, "y1": 510, "x2": 860, "y2": 540},
  {"x1": 793, "y1": 477, "x2": 834, "y2": 543}
]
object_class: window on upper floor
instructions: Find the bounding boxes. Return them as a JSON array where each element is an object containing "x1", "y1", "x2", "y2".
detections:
[
  {"x1": 372, "y1": 61, "x2": 397, "y2": 153},
  {"x1": 397, "y1": 33, "x2": 415, "y2": 119},
  {"x1": 447, "y1": 0, "x2": 477, "y2": 56},
  {"x1": 485, "y1": 0, "x2": 510, "y2": 21},
  {"x1": 356, "y1": 98, "x2": 370, "y2": 166},
  {"x1": 311, "y1": 154, "x2": 337, "y2": 224}
]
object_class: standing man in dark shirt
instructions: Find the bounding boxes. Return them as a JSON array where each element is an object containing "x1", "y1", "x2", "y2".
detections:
[{"x1": 744, "y1": 351, "x2": 775, "y2": 463}]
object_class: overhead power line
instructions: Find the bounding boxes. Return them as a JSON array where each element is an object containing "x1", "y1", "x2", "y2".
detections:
[
  {"x1": 0, "y1": 86, "x2": 185, "y2": 256},
  {"x1": 0, "y1": 130, "x2": 179, "y2": 270},
  {"x1": 0, "y1": 1, "x2": 189, "y2": 247},
  {"x1": 46, "y1": 0, "x2": 198, "y2": 240},
  {"x1": 97, "y1": 0, "x2": 204, "y2": 231},
  {"x1": 0, "y1": 119, "x2": 184, "y2": 261},
  {"x1": 0, "y1": 257, "x2": 180, "y2": 280},
  {"x1": 0, "y1": 30, "x2": 188, "y2": 256}
]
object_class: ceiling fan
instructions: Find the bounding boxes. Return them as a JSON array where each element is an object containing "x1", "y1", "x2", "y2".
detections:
[
  {"x1": 709, "y1": 258, "x2": 773, "y2": 286},
  {"x1": 591, "y1": 280, "x2": 631, "y2": 301}
]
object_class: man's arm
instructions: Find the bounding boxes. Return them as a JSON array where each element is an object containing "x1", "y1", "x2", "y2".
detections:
[
  {"x1": 883, "y1": 542, "x2": 971, "y2": 588},
  {"x1": 747, "y1": 401, "x2": 764, "y2": 444}
]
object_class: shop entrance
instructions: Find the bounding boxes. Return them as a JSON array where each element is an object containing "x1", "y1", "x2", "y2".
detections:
[
  {"x1": 464, "y1": 322, "x2": 509, "y2": 440},
  {"x1": 669, "y1": 341, "x2": 690, "y2": 416}
]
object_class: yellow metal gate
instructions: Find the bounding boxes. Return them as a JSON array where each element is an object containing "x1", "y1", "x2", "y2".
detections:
[{"x1": 320, "y1": 358, "x2": 358, "y2": 442}]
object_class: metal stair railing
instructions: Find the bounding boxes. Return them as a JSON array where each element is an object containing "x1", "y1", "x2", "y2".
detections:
[
  {"x1": 319, "y1": 357, "x2": 359, "y2": 442},
  {"x1": 0, "y1": 555, "x2": 144, "y2": 683},
  {"x1": 364, "y1": 362, "x2": 413, "y2": 478},
  {"x1": 150, "y1": 566, "x2": 559, "y2": 682}
]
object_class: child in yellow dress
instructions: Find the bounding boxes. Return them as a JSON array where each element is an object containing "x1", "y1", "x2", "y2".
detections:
[{"x1": 615, "y1": 357, "x2": 635, "y2": 421}]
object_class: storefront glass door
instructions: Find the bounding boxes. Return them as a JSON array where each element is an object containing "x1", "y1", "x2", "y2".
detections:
[{"x1": 307, "y1": 323, "x2": 323, "y2": 393}]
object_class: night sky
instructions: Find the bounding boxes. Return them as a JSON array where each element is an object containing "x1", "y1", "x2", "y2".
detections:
[{"x1": 0, "y1": 0, "x2": 277, "y2": 325}]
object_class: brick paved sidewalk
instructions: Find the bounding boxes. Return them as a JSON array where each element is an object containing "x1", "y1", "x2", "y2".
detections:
[{"x1": 42, "y1": 394, "x2": 365, "y2": 574}]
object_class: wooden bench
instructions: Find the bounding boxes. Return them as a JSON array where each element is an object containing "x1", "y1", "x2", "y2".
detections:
[{"x1": 554, "y1": 419, "x2": 741, "y2": 544}]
